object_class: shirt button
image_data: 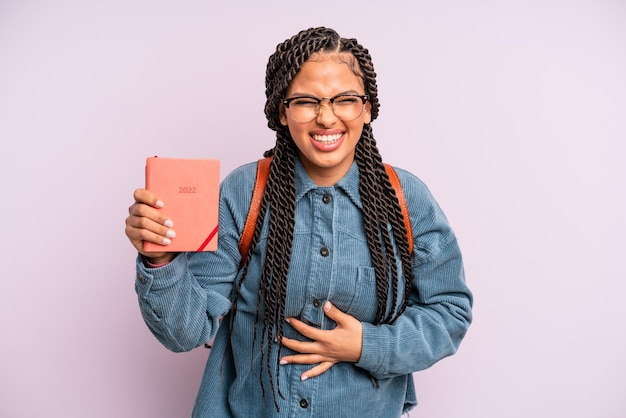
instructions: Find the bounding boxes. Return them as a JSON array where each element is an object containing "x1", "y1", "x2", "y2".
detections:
[
  {"x1": 313, "y1": 298, "x2": 323, "y2": 308},
  {"x1": 299, "y1": 398, "x2": 309, "y2": 409},
  {"x1": 138, "y1": 275, "x2": 147, "y2": 284},
  {"x1": 320, "y1": 246, "x2": 330, "y2": 257},
  {"x1": 322, "y1": 194, "x2": 332, "y2": 204}
]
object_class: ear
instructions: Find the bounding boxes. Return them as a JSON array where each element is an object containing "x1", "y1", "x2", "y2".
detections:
[
  {"x1": 363, "y1": 101, "x2": 372, "y2": 124},
  {"x1": 279, "y1": 103, "x2": 288, "y2": 126}
]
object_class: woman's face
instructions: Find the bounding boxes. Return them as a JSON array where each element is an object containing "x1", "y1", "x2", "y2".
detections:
[{"x1": 279, "y1": 55, "x2": 371, "y2": 186}]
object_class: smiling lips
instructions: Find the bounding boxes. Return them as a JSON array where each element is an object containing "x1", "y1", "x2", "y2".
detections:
[{"x1": 312, "y1": 133, "x2": 343, "y2": 144}]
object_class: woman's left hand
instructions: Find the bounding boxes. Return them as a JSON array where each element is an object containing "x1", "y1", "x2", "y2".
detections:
[{"x1": 279, "y1": 301, "x2": 363, "y2": 381}]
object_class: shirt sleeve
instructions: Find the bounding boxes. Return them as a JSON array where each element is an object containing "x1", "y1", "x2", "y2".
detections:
[
  {"x1": 135, "y1": 251, "x2": 236, "y2": 352},
  {"x1": 355, "y1": 169, "x2": 473, "y2": 379}
]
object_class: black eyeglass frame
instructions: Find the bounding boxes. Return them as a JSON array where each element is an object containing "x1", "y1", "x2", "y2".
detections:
[{"x1": 281, "y1": 93, "x2": 370, "y2": 108}]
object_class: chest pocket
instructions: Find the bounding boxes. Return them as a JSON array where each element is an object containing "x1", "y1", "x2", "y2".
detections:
[
  {"x1": 334, "y1": 266, "x2": 378, "y2": 322},
  {"x1": 327, "y1": 230, "x2": 379, "y2": 323}
]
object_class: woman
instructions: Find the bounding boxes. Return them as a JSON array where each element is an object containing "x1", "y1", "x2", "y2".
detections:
[{"x1": 125, "y1": 26, "x2": 472, "y2": 417}]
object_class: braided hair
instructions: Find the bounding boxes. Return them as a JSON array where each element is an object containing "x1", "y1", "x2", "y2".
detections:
[{"x1": 232, "y1": 27, "x2": 414, "y2": 411}]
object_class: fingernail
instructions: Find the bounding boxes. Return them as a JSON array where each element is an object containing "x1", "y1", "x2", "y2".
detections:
[
  {"x1": 324, "y1": 301, "x2": 332, "y2": 311},
  {"x1": 285, "y1": 318, "x2": 290, "y2": 323},
  {"x1": 163, "y1": 238, "x2": 171, "y2": 245},
  {"x1": 280, "y1": 359, "x2": 288, "y2": 365},
  {"x1": 301, "y1": 375, "x2": 308, "y2": 381},
  {"x1": 156, "y1": 200, "x2": 165, "y2": 208},
  {"x1": 166, "y1": 230, "x2": 176, "y2": 238},
  {"x1": 164, "y1": 219, "x2": 174, "y2": 228}
]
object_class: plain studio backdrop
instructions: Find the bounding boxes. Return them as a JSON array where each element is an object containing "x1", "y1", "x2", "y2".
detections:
[{"x1": 1, "y1": 1, "x2": 624, "y2": 417}]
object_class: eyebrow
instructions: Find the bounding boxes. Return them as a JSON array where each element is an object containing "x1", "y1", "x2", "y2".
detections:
[{"x1": 287, "y1": 89, "x2": 362, "y2": 98}]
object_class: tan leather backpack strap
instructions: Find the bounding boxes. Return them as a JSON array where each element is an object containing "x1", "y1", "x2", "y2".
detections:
[
  {"x1": 384, "y1": 164, "x2": 414, "y2": 255},
  {"x1": 238, "y1": 157, "x2": 272, "y2": 267}
]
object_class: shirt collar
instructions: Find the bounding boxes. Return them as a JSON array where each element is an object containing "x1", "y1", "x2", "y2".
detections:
[{"x1": 294, "y1": 157, "x2": 363, "y2": 209}]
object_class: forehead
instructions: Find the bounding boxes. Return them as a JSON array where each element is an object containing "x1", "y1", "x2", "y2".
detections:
[
  {"x1": 307, "y1": 52, "x2": 364, "y2": 77},
  {"x1": 287, "y1": 54, "x2": 365, "y2": 96}
]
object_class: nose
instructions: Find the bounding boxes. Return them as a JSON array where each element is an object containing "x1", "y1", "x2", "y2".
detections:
[{"x1": 315, "y1": 100, "x2": 337, "y2": 126}]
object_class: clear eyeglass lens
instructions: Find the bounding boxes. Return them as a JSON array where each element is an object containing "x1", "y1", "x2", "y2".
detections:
[{"x1": 288, "y1": 95, "x2": 365, "y2": 122}]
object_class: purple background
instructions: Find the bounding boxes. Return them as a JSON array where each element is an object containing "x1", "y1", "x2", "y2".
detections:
[{"x1": 1, "y1": 1, "x2": 624, "y2": 417}]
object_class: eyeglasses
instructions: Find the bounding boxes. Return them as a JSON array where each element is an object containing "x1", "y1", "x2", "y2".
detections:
[{"x1": 282, "y1": 94, "x2": 369, "y2": 123}]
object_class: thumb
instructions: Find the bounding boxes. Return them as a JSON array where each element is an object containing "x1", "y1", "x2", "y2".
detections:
[{"x1": 323, "y1": 301, "x2": 345, "y2": 323}]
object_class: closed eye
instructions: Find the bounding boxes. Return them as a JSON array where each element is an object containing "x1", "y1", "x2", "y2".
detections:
[
  {"x1": 290, "y1": 97, "x2": 319, "y2": 107},
  {"x1": 334, "y1": 96, "x2": 359, "y2": 106}
]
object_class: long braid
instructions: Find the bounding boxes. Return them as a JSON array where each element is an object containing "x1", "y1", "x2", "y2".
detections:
[
  {"x1": 354, "y1": 127, "x2": 390, "y2": 324},
  {"x1": 257, "y1": 132, "x2": 296, "y2": 408},
  {"x1": 337, "y1": 35, "x2": 413, "y2": 323},
  {"x1": 355, "y1": 126, "x2": 414, "y2": 323},
  {"x1": 233, "y1": 132, "x2": 297, "y2": 410},
  {"x1": 232, "y1": 27, "x2": 415, "y2": 411},
  {"x1": 340, "y1": 36, "x2": 414, "y2": 321}
]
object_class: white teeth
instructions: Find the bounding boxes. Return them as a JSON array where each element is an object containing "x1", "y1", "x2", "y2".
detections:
[{"x1": 312, "y1": 133, "x2": 342, "y2": 143}]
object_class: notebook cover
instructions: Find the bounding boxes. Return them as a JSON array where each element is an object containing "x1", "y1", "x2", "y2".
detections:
[{"x1": 143, "y1": 157, "x2": 220, "y2": 252}]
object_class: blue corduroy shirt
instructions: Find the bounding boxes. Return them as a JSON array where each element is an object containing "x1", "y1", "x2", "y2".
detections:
[{"x1": 135, "y1": 157, "x2": 473, "y2": 417}]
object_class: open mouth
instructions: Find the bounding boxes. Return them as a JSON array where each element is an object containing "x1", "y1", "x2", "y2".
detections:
[{"x1": 312, "y1": 133, "x2": 343, "y2": 144}]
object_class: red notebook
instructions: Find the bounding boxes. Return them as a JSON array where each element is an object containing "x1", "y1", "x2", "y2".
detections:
[{"x1": 143, "y1": 157, "x2": 220, "y2": 252}]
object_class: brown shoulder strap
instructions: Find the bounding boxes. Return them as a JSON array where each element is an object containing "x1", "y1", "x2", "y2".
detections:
[
  {"x1": 384, "y1": 164, "x2": 414, "y2": 255},
  {"x1": 238, "y1": 158, "x2": 413, "y2": 266},
  {"x1": 238, "y1": 157, "x2": 271, "y2": 267}
]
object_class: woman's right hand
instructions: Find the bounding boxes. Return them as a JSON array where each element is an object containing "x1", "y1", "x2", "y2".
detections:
[{"x1": 125, "y1": 188, "x2": 177, "y2": 264}]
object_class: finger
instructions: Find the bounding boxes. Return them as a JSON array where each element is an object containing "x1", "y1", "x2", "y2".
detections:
[
  {"x1": 285, "y1": 317, "x2": 325, "y2": 341},
  {"x1": 133, "y1": 188, "x2": 165, "y2": 208},
  {"x1": 128, "y1": 200, "x2": 174, "y2": 229},
  {"x1": 126, "y1": 211, "x2": 176, "y2": 241},
  {"x1": 301, "y1": 361, "x2": 334, "y2": 381},
  {"x1": 125, "y1": 223, "x2": 174, "y2": 247},
  {"x1": 321, "y1": 301, "x2": 348, "y2": 324},
  {"x1": 280, "y1": 353, "x2": 326, "y2": 366},
  {"x1": 280, "y1": 336, "x2": 320, "y2": 355}
]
